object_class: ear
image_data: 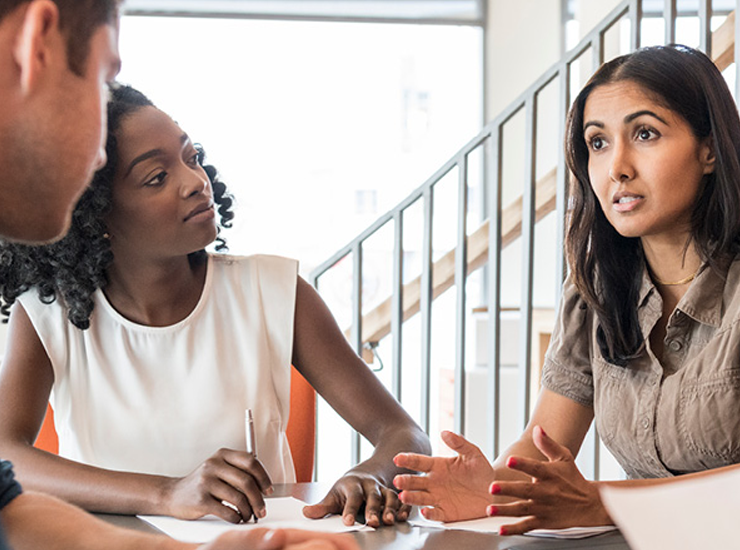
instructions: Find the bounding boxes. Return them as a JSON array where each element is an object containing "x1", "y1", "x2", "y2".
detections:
[
  {"x1": 12, "y1": 0, "x2": 61, "y2": 95},
  {"x1": 701, "y1": 136, "x2": 716, "y2": 175}
]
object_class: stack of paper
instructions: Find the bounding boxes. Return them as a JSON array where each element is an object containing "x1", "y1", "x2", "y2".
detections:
[
  {"x1": 139, "y1": 497, "x2": 371, "y2": 543},
  {"x1": 600, "y1": 468, "x2": 740, "y2": 550}
]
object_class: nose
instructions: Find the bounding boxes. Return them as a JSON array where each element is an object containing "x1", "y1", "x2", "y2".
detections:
[
  {"x1": 608, "y1": 140, "x2": 635, "y2": 183},
  {"x1": 181, "y1": 169, "x2": 209, "y2": 198}
]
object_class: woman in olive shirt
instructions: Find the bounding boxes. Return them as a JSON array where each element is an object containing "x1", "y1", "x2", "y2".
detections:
[{"x1": 394, "y1": 44, "x2": 740, "y2": 534}]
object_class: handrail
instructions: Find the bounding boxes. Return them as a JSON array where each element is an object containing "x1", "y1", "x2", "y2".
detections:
[
  {"x1": 310, "y1": 0, "x2": 734, "y2": 467},
  {"x1": 337, "y1": 7, "x2": 736, "y2": 350}
]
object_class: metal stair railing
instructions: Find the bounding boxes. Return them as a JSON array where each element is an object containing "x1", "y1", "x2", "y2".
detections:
[{"x1": 310, "y1": 0, "x2": 735, "y2": 473}]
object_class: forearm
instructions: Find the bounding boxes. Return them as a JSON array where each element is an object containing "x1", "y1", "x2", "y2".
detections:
[
  {"x1": 1, "y1": 443, "x2": 173, "y2": 515},
  {"x1": 3, "y1": 492, "x2": 195, "y2": 550}
]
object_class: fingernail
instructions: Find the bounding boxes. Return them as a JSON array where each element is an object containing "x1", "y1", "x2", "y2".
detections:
[
  {"x1": 486, "y1": 505, "x2": 498, "y2": 516},
  {"x1": 420, "y1": 508, "x2": 429, "y2": 518},
  {"x1": 393, "y1": 475, "x2": 400, "y2": 488},
  {"x1": 398, "y1": 511, "x2": 408, "y2": 521},
  {"x1": 257, "y1": 507, "x2": 266, "y2": 519},
  {"x1": 490, "y1": 483, "x2": 501, "y2": 495},
  {"x1": 499, "y1": 527, "x2": 508, "y2": 536},
  {"x1": 265, "y1": 486, "x2": 275, "y2": 496},
  {"x1": 345, "y1": 514, "x2": 355, "y2": 525},
  {"x1": 506, "y1": 456, "x2": 518, "y2": 468}
]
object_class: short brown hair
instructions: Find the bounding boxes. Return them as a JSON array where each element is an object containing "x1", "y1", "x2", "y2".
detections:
[{"x1": 0, "y1": 0, "x2": 121, "y2": 75}]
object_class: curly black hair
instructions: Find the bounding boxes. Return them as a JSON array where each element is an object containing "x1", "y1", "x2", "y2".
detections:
[{"x1": 0, "y1": 84, "x2": 234, "y2": 330}]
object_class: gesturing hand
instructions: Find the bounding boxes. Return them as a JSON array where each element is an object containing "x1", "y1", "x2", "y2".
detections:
[
  {"x1": 163, "y1": 448, "x2": 274, "y2": 523},
  {"x1": 303, "y1": 471, "x2": 407, "y2": 528},
  {"x1": 199, "y1": 528, "x2": 360, "y2": 550},
  {"x1": 488, "y1": 425, "x2": 612, "y2": 535},
  {"x1": 392, "y1": 431, "x2": 495, "y2": 522}
]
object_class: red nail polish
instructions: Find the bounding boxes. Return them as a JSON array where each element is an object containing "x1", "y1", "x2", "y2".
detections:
[
  {"x1": 421, "y1": 507, "x2": 428, "y2": 517},
  {"x1": 490, "y1": 483, "x2": 501, "y2": 495},
  {"x1": 499, "y1": 527, "x2": 508, "y2": 536},
  {"x1": 486, "y1": 505, "x2": 498, "y2": 516},
  {"x1": 507, "y1": 456, "x2": 518, "y2": 468}
]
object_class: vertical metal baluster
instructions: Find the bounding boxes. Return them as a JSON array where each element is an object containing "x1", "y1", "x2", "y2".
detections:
[
  {"x1": 698, "y1": 0, "x2": 711, "y2": 56},
  {"x1": 391, "y1": 211, "x2": 404, "y2": 400},
  {"x1": 420, "y1": 188, "x2": 434, "y2": 434},
  {"x1": 630, "y1": 0, "x2": 643, "y2": 51},
  {"x1": 664, "y1": 0, "x2": 676, "y2": 44},
  {"x1": 487, "y1": 130, "x2": 503, "y2": 459},
  {"x1": 351, "y1": 244, "x2": 363, "y2": 464},
  {"x1": 518, "y1": 97, "x2": 537, "y2": 431},
  {"x1": 454, "y1": 156, "x2": 469, "y2": 435}
]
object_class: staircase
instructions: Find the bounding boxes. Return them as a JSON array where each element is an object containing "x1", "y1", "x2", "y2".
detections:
[{"x1": 310, "y1": 0, "x2": 739, "y2": 472}]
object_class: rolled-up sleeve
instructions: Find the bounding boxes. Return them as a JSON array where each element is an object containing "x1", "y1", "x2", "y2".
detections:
[{"x1": 541, "y1": 276, "x2": 595, "y2": 408}]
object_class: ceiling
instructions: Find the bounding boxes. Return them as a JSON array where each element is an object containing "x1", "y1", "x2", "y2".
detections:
[{"x1": 122, "y1": 0, "x2": 485, "y2": 25}]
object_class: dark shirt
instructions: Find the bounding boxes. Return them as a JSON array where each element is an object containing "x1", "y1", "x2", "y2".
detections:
[{"x1": 0, "y1": 460, "x2": 22, "y2": 550}]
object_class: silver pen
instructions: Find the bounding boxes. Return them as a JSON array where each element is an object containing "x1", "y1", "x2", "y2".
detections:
[{"x1": 245, "y1": 408, "x2": 257, "y2": 457}]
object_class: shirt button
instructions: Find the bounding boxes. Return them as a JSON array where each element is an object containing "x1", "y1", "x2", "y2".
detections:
[
  {"x1": 642, "y1": 417, "x2": 651, "y2": 429},
  {"x1": 667, "y1": 339, "x2": 682, "y2": 352}
]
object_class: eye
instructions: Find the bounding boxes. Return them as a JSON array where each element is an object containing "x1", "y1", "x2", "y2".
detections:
[
  {"x1": 187, "y1": 152, "x2": 200, "y2": 167},
  {"x1": 587, "y1": 135, "x2": 606, "y2": 152},
  {"x1": 143, "y1": 171, "x2": 167, "y2": 187},
  {"x1": 636, "y1": 126, "x2": 658, "y2": 141}
]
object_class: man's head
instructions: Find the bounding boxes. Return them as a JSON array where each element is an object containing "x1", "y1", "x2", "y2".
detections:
[{"x1": 0, "y1": 0, "x2": 122, "y2": 243}]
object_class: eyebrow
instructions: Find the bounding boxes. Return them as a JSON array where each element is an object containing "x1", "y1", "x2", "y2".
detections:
[
  {"x1": 583, "y1": 109, "x2": 669, "y2": 132},
  {"x1": 124, "y1": 134, "x2": 190, "y2": 177}
]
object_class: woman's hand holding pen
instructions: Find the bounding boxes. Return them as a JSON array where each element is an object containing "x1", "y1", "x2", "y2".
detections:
[
  {"x1": 488, "y1": 425, "x2": 611, "y2": 535},
  {"x1": 302, "y1": 469, "x2": 408, "y2": 528},
  {"x1": 162, "y1": 448, "x2": 274, "y2": 523}
]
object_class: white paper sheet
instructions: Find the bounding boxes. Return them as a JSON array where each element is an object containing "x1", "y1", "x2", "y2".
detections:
[
  {"x1": 139, "y1": 497, "x2": 370, "y2": 543},
  {"x1": 600, "y1": 468, "x2": 740, "y2": 550},
  {"x1": 410, "y1": 514, "x2": 616, "y2": 539}
]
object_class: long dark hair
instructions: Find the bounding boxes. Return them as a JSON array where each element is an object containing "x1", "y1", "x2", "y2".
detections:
[
  {"x1": 0, "y1": 85, "x2": 234, "y2": 329},
  {"x1": 565, "y1": 44, "x2": 740, "y2": 365}
]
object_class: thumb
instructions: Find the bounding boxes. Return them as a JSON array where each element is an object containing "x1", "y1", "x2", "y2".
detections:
[
  {"x1": 302, "y1": 493, "x2": 339, "y2": 519},
  {"x1": 532, "y1": 425, "x2": 572, "y2": 462},
  {"x1": 441, "y1": 430, "x2": 483, "y2": 458}
]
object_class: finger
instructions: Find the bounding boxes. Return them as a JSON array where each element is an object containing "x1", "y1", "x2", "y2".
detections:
[
  {"x1": 489, "y1": 480, "x2": 537, "y2": 500},
  {"x1": 486, "y1": 501, "x2": 534, "y2": 518},
  {"x1": 281, "y1": 530, "x2": 360, "y2": 550},
  {"x1": 379, "y1": 487, "x2": 401, "y2": 525},
  {"x1": 341, "y1": 487, "x2": 365, "y2": 526},
  {"x1": 194, "y1": 493, "x2": 244, "y2": 524},
  {"x1": 204, "y1": 528, "x2": 287, "y2": 550},
  {"x1": 362, "y1": 485, "x2": 384, "y2": 528},
  {"x1": 210, "y1": 481, "x2": 255, "y2": 522},
  {"x1": 217, "y1": 467, "x2": 266, "y2": 519},
  {"x1": 221, "y1": 449, "x2": 274, "y2": 495},
  {"x1": 302, "y1": 492, "x2": 341, "y2": 520},
  {"x1": 499, "y1": 516, "x2": 540, "y2": 536},
  {"x1": 504, "y1": 455, "x2": 553, "y2": 480},
  {"x1": 397, "y1": 503, "x2": 412, "y2": 522},
  {"x1": 531, "y1": 425, "x2": 573, "y2": 463},
  {"x1": 419, "y1": 506, "x2": 450, "y2": 522},
  {"x1": 393, "y1": 452, "x2": 436, "y2": 473},
  {"x1": 440, "y1": 430, "x2": 483, "y2": 457},
  {"x1": 392, "y1": 473, "x2": 431, "y2": 491},
  {"x1": 397, "y1": 489, "x2": 438, "y2": 507}
]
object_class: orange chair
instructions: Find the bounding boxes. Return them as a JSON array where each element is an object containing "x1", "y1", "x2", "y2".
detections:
[{"x1": 35, "y1": 366, "x2": 316, "y2": 482}]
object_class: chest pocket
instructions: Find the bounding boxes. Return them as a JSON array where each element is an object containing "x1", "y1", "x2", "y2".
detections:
[{"x1": 678, "y1": 371, "x2": 740, "y2": 469}]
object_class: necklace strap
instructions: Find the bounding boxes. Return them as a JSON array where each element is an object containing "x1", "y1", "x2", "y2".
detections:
[{"x1": 652, "y1": 272, "x2": 697, "y2": 286}]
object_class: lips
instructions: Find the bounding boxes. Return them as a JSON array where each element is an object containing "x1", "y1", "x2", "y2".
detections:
[
  {"x1": 611, "y1": 191, "x2": 644, "y2": 213},
  {"x1": 184, "y1": 201, "x2": 214, "y2": 222}
]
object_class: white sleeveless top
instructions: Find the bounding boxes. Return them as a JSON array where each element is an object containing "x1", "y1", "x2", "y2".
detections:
[{"x1": 18, "y1": 254, "x2": 298, "y2": 483}]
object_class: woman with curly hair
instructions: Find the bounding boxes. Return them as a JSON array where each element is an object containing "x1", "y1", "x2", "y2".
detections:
[{"x1": 0, "y1": 85, "x2": 429, "y2": 527}]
